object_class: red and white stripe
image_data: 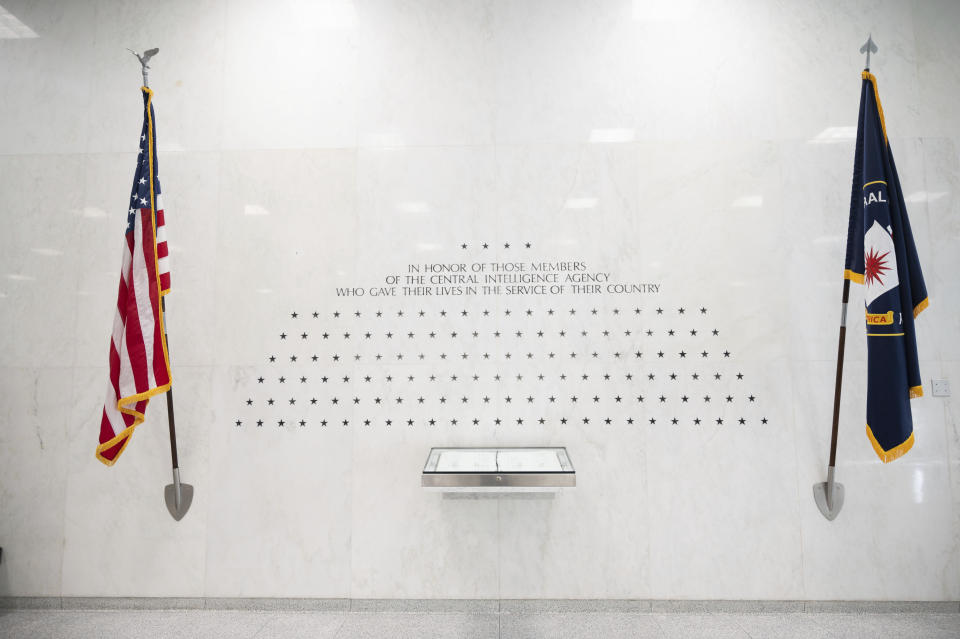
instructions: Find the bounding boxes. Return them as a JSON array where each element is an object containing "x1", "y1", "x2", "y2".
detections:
[
  {"x1": 97, "y1": 201, "x2": 170, "y2": 465},
  {"x1": 156, "y1": 194, "x2": 170, "y2": 293}
]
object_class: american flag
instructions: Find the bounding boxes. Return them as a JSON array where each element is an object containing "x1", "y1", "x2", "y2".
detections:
[{"x1": 96, "y1": 87, "x2": 171, "y2": 466}]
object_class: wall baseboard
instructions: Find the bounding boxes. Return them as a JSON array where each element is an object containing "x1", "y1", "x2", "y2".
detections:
[{"x1": 1, "y1": 598, "x2": 958, "y2": 614}]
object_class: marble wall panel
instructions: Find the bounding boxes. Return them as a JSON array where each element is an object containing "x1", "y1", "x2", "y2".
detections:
[
  {"x1": 497, "y1": 425, "x2": 650, "y2": 599},
  {"x1": 0, "y1": 1, "x2": 96, "y2": 155},
  {"x1": 493, "y1": 0, "x2": 640, "y2": 145},
  {"x1": 222, "y1": 0, "x2": 359, "y2": 150},
  {"x1": 0, "y1": 154, "x2": 85, "y2": 368},
  {"x1": 632, "y1": 0, "x2": 780, "y2": 141},
  {"x1": 0, "y1": 367, "x2": 72, "y2": 596},
  {"x1": 356, "y1": 146, "x2": 498, "y2": 252},
  {"x1": 919, "y1": 137, "x2": 960, "y2": 362},
  {"x1": 202, "y1": 366, "x2": 353, "y2": 597},
  {"x1": 913, "y1": 0, "x2": 960, "y2": 142},
  {"x1": 357, "y1": 0, "x2": 494, "y2": 148},
  {"x1": 350, "y1": 426, "x2": 500, "y2": 599},
  {"x1": 60, "y1": 365, "x2": 210, "y2": 596},
  {"x1": 645, "y1": 359, "x2": 803, "y2": 599},
  {"x1": 942, "y1": 358, "x2": 960, "y2": 600},
  {"x1": 213, "y1": 149, "x2": 358, "y2": 367}
]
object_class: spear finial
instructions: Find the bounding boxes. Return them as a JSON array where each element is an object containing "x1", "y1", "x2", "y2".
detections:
[{"x1": 860, "y1": 35, "x2": 878, "y2": 71}]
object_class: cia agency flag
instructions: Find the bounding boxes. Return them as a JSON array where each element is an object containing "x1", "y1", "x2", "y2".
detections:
[
  {"x1": 843, "y1": 71, "x2": 928, "y2": 463},
  {"x1": 96, "y1": 87, "x2": 171, "y2": 465}
]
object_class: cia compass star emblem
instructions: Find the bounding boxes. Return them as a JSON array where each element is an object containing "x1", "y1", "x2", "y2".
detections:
[
  {"x1": 864, "y1": 246, "x2": 890, "y2": 287},
  {"x1": 863, "y1": 220, "x2": 899, "y2": 306}
]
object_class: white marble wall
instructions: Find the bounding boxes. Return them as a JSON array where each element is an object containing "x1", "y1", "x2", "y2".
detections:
[{"x1": 1, "y1": 0, "x2": 959, "y2": 600}]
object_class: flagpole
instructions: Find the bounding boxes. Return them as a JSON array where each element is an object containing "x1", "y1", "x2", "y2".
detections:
[
  {"x1": 161, "y1": 297, "x2": 191, "y2": 520},
  {"x1": 814, "y1": 278, "x2": 849, "y2": 520},
  {"x1": 129, "y1": 47, "x2": 193, "y2": 521},
  {"x1": 815, "y1": 36, "x2": 878, "y2": 520},
  {"x1": 829, "y1": 280, "x2": 850, "y2": 472}
]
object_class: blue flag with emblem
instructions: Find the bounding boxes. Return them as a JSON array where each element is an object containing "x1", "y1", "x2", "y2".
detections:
[{"x1": 843, "y1": 71, "x2": 929, "y2": 463}]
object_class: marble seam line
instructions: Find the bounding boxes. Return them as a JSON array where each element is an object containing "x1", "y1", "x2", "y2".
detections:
[{"x1": 1, "y1": 598, "x2": 959, "y2": 613}]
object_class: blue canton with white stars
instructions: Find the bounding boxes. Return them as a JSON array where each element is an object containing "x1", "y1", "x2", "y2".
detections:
[{"x1": 126, "y1": 93, "x2": 162, "y2": 234}]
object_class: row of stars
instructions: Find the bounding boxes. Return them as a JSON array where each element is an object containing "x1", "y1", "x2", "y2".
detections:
[
  {"x1": 245, "y1": 393, "x2": 758, "y2": 406},
  {"x1": 461, "y1": 242, "x2": 533, "y2": 249},
  {"x1": 289, "y1": 307, "x2": 709, "y2": 319},
  {"x1": 276, "y1": 327, "x2": 721, "y2": 340},
  {"x1": 254, "y1": 371, "x2": 746, "y2": 384},
  {"x1": 265, "y1": 349, "x2": 733, "y2": 363},
  {"x1": 235, "y1": 416, "x2": 769, "y2": 427}
]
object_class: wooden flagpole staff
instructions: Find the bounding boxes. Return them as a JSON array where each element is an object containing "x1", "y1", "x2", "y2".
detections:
[
  {"x1": 813, "y1": 36, "x2": 878, "y2": 521},
  {"x1": 813, "y1": 275, "x2": 849, "y2": 521},
  {"x1": 129, "y1": 47, "x2": 194, "y2": 521}
]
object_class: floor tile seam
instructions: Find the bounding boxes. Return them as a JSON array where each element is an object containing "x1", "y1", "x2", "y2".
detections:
[
  {"x1": 331, "y1": 613, "x2": 350, "y2": 639},
  {"x1": 645, "y1": 611, "x2": 669, "y2": 639},
  {"x1": 247, "y1": 611, "x2": 279, "y2": 639},
  {"x1": 734, "y1": 616, "x2": 760, "y2": 639}
]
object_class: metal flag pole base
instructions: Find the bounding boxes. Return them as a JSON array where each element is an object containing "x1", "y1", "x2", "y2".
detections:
[
  {"x1": 813, "y1": 465, "x2": 845, "y2": 521},
  {"x1": 160, "y1": 308, "x2": 193, "y2": 521},
  {"x1": 165, "y1": 467, "x2": 194, "y2": 521}
]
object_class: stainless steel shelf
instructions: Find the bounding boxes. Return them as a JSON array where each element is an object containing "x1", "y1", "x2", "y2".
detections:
[{"x1": 421, "y1": 447, "x2": 575, "y2": 493}]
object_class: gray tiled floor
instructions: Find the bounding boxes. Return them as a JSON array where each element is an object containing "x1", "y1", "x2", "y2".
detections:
[{"x1": 0, "y1": 609, "x2": 958, "y2": 639}]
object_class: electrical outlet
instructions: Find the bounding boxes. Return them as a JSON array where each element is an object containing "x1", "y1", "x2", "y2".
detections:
[{"x1": 931, "y1": 379, "x2": 950, "y2": 397}]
